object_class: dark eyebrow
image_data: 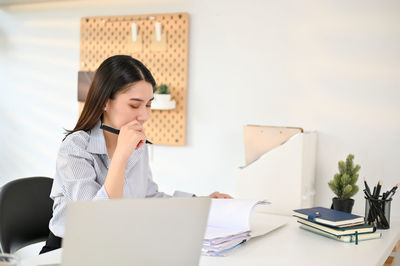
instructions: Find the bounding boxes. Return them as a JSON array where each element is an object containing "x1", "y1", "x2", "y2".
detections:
[{"x1": 129, "y1": 97, "x2": 154, "y2": 102}]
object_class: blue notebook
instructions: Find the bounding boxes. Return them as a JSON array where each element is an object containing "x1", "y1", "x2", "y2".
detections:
[
  {"x1": 299, "y1": 224, "x2": 381, "y2": 243},
  {"x1": 296, "y1": 218, "x2": 374, "y2": 235},
  {"x1": 293, "y1": 207, "x2": 365, "y2": 227}
]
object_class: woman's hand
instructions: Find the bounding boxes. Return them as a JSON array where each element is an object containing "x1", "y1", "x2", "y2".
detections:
[
  {"x1": 209, "y1": 191, "x2": 233, "y2": 199},
  {"x1": 114, "y1": 120, "x2": 146, "y2": 160}
]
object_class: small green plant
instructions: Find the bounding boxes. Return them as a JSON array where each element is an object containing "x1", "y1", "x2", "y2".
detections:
[
  {"x1": 328, "y1": 154, "x2": 360, "y2": 200},
  {"x1": 153, "y1": 84, "x2": 169, "y2": 94}
]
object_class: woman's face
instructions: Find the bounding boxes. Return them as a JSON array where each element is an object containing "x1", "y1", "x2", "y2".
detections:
[{"x1": 103, "y1": 80, "x2": 154, "y2": 128}]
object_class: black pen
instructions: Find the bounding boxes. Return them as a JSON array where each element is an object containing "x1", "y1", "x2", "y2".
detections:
[
  {"x1": 372, "y1": 186, "x2": 377, "y2": 199},
  {"x1": 388, "y1": 184, "x2": 399, "y2": 195},
  {"x1": 375, "y1": 181, "x2": 382, "y2": 198},
  {"x1": 382, "y1": 192, "x2": 388, "y2": 200},
  {"x1": 364, "y1": 178, "x2": 372, "y2": 196},
  {"x1": 383, "y1": 184, "x2": 397, "y2": 200},
  {"x1": 386, "y1": 184, "x2": 399, "y2": 200},
  {"x1": 363, "y1": 189, "x2": 372, "y2": 199},
  {"x1": 100, "y1": 124, "x2": 152, "y2": 145}
]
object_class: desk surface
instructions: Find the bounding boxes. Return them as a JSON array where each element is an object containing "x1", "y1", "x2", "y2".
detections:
[{"x1": 21, "y1": 217, "x2": 400, "y2": 266}]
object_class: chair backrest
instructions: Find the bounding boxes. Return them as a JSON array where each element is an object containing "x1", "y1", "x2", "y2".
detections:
[{"x1": 0, "y1": 176, "x2": 53, "y2": 253}]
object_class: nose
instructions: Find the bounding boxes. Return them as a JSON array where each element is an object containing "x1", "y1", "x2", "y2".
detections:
[{"x1": 137, "y1": 105, "x2": 151, "y2": 123}]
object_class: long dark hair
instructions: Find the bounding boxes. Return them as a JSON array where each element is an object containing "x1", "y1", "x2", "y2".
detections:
[{"x1": 64, "y1": 55, "x2": 156, "y2": 140}]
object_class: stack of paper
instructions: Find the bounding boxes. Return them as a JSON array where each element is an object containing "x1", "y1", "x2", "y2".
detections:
[{"x1": 202, "y1": 199, "x2": 270, "y2": 256}]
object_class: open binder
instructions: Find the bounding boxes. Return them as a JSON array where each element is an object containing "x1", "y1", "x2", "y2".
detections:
[{"x1": 235, "y1": 125, "x2": 317, "y2": 216}]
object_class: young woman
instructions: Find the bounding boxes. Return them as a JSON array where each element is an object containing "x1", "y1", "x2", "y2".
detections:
[{"x1": 40, "y1": 55, "x2": 231, "y2": 254}]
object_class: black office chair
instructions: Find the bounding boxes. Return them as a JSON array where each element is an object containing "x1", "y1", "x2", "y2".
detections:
[{"x1": 0, "y1": 176, "x2": 53, "y2": 253}]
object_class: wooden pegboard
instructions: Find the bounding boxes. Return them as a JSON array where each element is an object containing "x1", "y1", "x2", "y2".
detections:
[{"x1": 79, "y1": 13, "x2": 189, "y2": 146}]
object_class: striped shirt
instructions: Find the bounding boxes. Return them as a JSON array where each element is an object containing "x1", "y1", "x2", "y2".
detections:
[{"x1": 49, "y1": 120, "x2": 193, "y2": 237}]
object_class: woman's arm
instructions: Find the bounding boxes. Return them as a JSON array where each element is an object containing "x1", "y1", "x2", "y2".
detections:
[
  {"x1": 56, "y1": 137, "x2": 109, "y2": 201},
  {"x1": 103, "y1": 153, "x2": 128, "y2": 198},
  {"x1": 104, "y1": 120, "x2": 146, "y2": 198}
]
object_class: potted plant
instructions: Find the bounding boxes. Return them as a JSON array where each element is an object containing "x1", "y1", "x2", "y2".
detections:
[
  {"x1": 328, "y1": 154, "x2": 360, "y2": 213},
  {"x1": 152, "y1": 84, "x2": 175, "y2": 110},
  {"x1": 154, "y1": 83, "x2": 169, "y2": 94}
]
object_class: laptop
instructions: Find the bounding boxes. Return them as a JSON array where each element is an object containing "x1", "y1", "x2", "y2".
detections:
[{"x1": 57, "y1": 198, "x2": 210, "y2": 266}]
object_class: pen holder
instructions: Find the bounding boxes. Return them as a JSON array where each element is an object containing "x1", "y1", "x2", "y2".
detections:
[{"x1": 365, "y1": 197, "x2": 392, "y2": 229}]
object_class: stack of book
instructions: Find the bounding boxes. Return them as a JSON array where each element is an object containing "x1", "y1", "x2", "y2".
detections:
[{"x1": 293, "y1": 207, "x2": 381, "y2": 244}]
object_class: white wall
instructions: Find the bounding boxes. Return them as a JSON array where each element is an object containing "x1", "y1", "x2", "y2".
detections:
[{"x1": 1, "y1": 0, "x2": 399, "y2": 217}]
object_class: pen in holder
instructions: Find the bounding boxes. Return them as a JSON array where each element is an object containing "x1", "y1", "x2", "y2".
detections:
[
  {"x1": 0, "y1": 253, "x2": 19, "y2": 266},
  {"x1": 365, "y1": 197, "x2": 391, "y2": 229}
]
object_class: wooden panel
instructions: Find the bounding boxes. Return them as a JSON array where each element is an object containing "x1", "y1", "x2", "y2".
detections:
[
  {"x1": 243, "y1": 125, "x2": 303, "y2": 165},
  {"x1": 79, "y1": 13, "x2": 189, "y2": 145},
  {"x1": 393, "y1": 240, "x2": 400, "y2": 252},
  {"x1": 384, "y1": 256, "x2": 394, "y2": 266}
]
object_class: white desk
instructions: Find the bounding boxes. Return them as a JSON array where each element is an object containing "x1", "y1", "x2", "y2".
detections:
[{"x1": 21, "y1": 217, "x2": 400, "y2": 266}]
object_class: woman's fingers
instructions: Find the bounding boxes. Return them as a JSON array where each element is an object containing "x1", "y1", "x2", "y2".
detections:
[
  {"x1": 136, "y1": 140, "x2": 145, "y2": 150},
  {"x1": 114, "y1": 121, "x2": 147, "y2": 159},
  {"x1": 125, "y1": 119, "x2": 141, "y2": 127},
  {"x1": 123, "y1": 120, "x2": 144, "y2": 132},
  {"x1": 218, "y1": 193, "x2": 233, "y2": 199},
  {"x1": 209, "y1": 192, "x2": 233, "y2": 199}
]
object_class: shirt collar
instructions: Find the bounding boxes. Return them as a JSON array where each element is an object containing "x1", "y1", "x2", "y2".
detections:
[{"x1": 86, "y1": 120, "x2": 108, "y2": 155}]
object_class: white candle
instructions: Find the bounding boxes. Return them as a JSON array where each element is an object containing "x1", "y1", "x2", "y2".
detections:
[
  {"x1": 155, "y1": 22, "x2": 162, "y2": 42},
  {"x1": 131, "y1": 23, "x2": 138, "y2": 42}
]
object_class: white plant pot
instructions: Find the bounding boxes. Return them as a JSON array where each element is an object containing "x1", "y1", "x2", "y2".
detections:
[
  {"x1": 152, "y1": 94, "x2": 176, "y2": 110},
  {"x1": 154, "y1": 94, "x2": 171, "y2": 103}
]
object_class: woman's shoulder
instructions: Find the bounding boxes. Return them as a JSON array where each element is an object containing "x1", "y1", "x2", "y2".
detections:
[{"x1": 60, "y1": 130, "x2": 91, "y2": 154}]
